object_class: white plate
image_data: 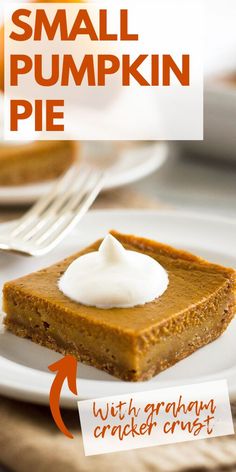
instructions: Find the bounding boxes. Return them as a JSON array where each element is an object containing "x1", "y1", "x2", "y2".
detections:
[
  {"x1": 0, "y1": 210, "x2": 236, "y2": 407},
  {"x1": 0, "y1": 143, "x2": 167, "y2": 205}
]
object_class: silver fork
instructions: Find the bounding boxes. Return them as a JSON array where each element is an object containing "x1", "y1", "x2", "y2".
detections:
[{"x1": 0, "y1": 165, "x2": 105, "y2": 256}]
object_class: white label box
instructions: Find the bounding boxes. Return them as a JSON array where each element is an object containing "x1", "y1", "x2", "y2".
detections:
[{"x1": 78, "y1": 380, "x2": 234, "y2": 456}]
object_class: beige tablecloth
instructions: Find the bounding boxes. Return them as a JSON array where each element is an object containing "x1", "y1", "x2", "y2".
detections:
[{"x1": 0, "y1": 188, "x2": 235, "y2": 472}]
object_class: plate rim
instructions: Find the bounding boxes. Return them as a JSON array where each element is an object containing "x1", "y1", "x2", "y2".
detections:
[{"x1": 1, "y1": 206, "x2": 236, "y2": 229}]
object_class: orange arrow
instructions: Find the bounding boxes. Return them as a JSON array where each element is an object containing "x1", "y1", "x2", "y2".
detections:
[{"x1": 48, "y1": 355, "x2": 78, "y2": 439}]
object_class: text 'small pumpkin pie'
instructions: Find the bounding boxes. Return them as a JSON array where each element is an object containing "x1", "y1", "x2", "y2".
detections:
[{"x1": 3, "y1": 231, "x2": 236, "y2": 381}]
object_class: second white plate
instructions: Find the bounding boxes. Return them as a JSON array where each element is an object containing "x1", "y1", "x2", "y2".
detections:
[{"x1": 0, "y1": 142, "x2": 167, "y2": 205}]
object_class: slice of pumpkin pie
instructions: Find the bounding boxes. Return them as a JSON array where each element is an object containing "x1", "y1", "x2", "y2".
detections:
[
  {"x1": 3, "y1": 231, "x2": 236, "y2": 381},
  {"x1": 0, "y1": 140, "x2": 77, "y2": 186}
]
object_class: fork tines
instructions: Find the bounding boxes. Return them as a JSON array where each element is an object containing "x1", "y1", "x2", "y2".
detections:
[{"x1": 4, "y1": 166, "x2": 105, "y2": 256}]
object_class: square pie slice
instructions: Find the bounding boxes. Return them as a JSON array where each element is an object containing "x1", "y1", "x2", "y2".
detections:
[{"x1": 3, "y1": 231, "x2": 236, "y2": 381}]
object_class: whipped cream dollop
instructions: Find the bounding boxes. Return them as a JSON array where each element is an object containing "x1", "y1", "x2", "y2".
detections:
[{"x1": 59, "y1": 234, "x2": 169, "y2": 309}]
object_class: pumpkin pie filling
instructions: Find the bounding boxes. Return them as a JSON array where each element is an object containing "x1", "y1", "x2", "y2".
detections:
[
  {"x1": 3, "y1": 231, "x2": 236, "y2": 381},
  {"x1": 0, "y1": 140, "x2": 77, "y2": 186}
]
